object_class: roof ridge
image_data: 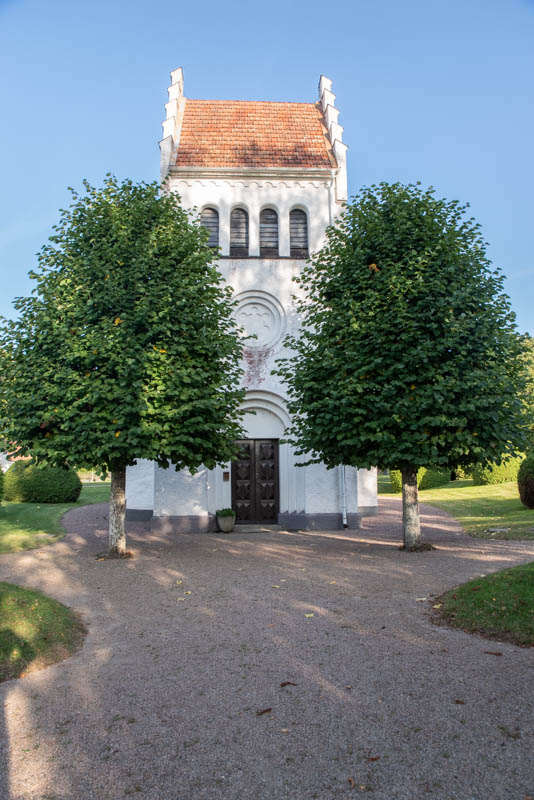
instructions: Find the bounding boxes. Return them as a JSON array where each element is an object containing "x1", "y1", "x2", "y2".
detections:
[{"x1": 185, "y1": 99, "x2": 318, "y2": 106}]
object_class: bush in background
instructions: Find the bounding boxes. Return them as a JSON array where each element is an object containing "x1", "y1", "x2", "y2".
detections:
[
  {"x1": 4, "y1": 462, "x2": 82, "y2": 503},
  {"x1": 419, "y1": 468, "x2": 451, "y2": 490},
  {"x1": 471, "y1": 455, "x2": 524, "y2": 486},
  {"x1": 451, "y1": 465, "x2": 470, "y2": 480},
  {"x1": 389, "y1": 468, "x2": 426, "y2": 492},
  {"x1": 518, "y1": 452, "x2": 534, "y2": 509},
  {"x1": 389, "y1": 467, "x2": 451, "y2": 492}
]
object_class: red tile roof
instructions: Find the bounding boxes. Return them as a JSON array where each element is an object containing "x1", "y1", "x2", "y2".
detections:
[{"x1": 175, "y1": 100, "x2": 336, "y2": 169}]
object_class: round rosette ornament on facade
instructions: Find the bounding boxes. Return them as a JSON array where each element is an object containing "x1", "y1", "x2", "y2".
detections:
[{"x1": 233, "y1": 291, "x2": 286, "y2": 351}]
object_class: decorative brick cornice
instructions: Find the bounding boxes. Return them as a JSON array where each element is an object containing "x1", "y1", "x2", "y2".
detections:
[{"x1": 168, "y1": 166, "x2": 333, "y2": 181}]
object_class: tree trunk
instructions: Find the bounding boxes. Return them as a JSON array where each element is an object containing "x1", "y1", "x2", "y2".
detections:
[
  {"x1": 401, "y1": 465, "x2": 421, "y2": 549},
  {"x1": 109, "y1": 467, "x2": 127, "y2": 556}
]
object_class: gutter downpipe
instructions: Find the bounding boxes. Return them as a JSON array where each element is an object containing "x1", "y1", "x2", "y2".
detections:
[{"x1": 341, "y1": 465, "x2": 348, "y2": 528}]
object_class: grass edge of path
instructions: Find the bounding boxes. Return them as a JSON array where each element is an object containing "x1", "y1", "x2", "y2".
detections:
[
  {"x1": 377, "y1": 474, "x2": 534, "y2": 540},
  {"x1": 0, "y1": 581, "x2": 87, "y2": 682},
  {"x1": 0, "y1": 483, "x2": 110, "y2": 554},
  {"x1": 433, "y1": 561, "x2": 534, "y2": 647}
]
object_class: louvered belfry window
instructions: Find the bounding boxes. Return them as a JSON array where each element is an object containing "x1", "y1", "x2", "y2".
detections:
[
  {"x1": 290, "y1": 209, "x2": 309, "y2": 258},
  {"x1": 200, "y1": 207, "x2": 219, "y2": 247},
  {"x1": 259, "y1": 208, "x2": 279, "y2": 257},
  {"x1": 230, "y1": 208, "x2": 249, "y2": 257}
]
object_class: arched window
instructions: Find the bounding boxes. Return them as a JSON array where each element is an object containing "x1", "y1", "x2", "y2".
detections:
[
  {"x1": 200, "y1": 207, "x2": 219, "y2": 248},
  {"x1": 259, "y1": 208, "x2": 279, "y2": 257},
  {"x1": 290, "y1": 209, "x2": 309, "y2": 258},
  {"x1": 230, "y1": 208, "x2": 249, "y2": 257}
]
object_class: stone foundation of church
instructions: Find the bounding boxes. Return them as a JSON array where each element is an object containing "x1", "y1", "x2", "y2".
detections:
[{"x1": 125, "y1": 506, "x2": 378, "y2": 532}]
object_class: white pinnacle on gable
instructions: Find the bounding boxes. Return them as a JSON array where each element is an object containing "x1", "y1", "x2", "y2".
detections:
[
  {"x1": 160, "y1": 67, "x2": 186, "y2": 182},
  {"x1": 318, "y1": 74, "x2": 348, "y2": 203}
]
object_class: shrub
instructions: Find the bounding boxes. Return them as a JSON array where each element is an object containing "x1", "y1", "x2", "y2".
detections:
[
  {"x1": 451, "y1": 465, "x2": 470, "y2": 480},
  {"x1": 389, "y1": 468, "x2": 426, "y2": 493},
  {"x1": 419, "y1": 468, "x2": 451, "y2": 490},
  {"x1": 471, "y1": 455, "x2": 524, "y2": 486},
  {"x1": 389, "y1": 467, "x2": 450, "y2": 492},
  {"x1": 518, "y1": 452, "x2": 534, "y2": 509},
  {"x1": 3, "y1": 463, "x2": 27, "y2": 501},
  {"x1": 215, "y1": 508, "x2": 235, "y2": 517},
  {"x1": 0, "y1": 469, "x2": 3, "y2": 503},
  {"x1": 4, "y1": 461, "x2": 82, "y2": 503}
]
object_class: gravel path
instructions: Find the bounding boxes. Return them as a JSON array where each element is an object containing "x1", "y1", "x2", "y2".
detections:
[{"x1": 1, "y1": 498, "x2": 533, "y2": 800}]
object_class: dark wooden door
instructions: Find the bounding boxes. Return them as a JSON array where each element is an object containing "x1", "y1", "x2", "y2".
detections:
[{"x1": 232, "y1": 439, "x2": 279, "y2": 523}]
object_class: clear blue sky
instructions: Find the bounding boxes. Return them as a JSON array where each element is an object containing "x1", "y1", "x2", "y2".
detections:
[{"x1": 1, "y1": 0, "x2": 533, "y2": 333}]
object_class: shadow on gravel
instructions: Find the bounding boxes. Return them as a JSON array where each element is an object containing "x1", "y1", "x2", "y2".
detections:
[
  {"x1": 1, "y1": 692, "x2": 8, "y2": 799},
  {"x1": 0, "y1": 510, "x2": 197, "y2": 799},
  {"x1": 1, "y1": 500, "x2": 533, "y2": 798}
]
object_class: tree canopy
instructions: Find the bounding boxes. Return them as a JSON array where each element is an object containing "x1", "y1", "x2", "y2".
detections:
[
  {"x1": 275, "y1": 182, "x2": 527, "y2": 547},
  {"x1": 521, "y1": 335, "x2": 534, "y2": 450},
  {"x1": 0, "y1": 176, "x2": 245, "y2": 552}
]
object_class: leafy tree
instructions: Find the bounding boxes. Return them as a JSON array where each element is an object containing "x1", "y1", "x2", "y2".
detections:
[
  {"x1": 0, "y1": 177, "x2": 245, "y2": 555},
  {"x1": 275, "y1": 183, "x2": 527, "y2": 549},
  {"x1": 521, "y1": 335, "x2": 534, "y2": 449}
]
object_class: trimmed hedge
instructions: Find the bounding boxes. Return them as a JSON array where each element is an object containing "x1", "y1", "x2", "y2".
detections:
[
  {"x1": 518, "y1": 452, "x2": 534, "y2": 509},
  {"x1": 471, "y1": 456, "x2": 524, "y2": 486},
  {"x1": 419, "y1": 468, "x2": 451, "y2": 490},
  {"x1": 389, "y1": 468, "x2": 426, "y2": 493},
  {"x1": 390, "y1": 467, "x2": 450, "y2": 492},
  {"x1": 4, "y1": 462, "x2": 82, "y2": 503}
]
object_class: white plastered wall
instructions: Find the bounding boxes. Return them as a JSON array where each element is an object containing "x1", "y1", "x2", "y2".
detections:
[
  {"x1": 153, "y1": 466, "x2": 209, "y2": 518},
  {"x1": 126, "y1": 458, "x2": 154, "y2": 511},
  {"x1": 357, "y1": 468, "x2": 378, "y2": 511},
  {"x1": 169, "y1": 175, "x2": 335, "y2": 255},
  {"x1": 304, "y1": 463, "x2": 358, "y2": 515},
  {"x1": 128, "y1": 172, "x2": 377, "y2": 521}
]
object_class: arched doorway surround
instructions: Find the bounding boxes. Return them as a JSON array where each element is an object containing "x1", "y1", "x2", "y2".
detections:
[{"x1": 206, "y1": 390, "x2": 303, "y2": 520}]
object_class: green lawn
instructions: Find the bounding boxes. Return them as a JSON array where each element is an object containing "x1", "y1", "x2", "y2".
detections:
[
  {"x1": 0, "y1": 581, "x2": 86, "y2": 681},
  {"x1": 77, "y1": 469, "x2": 110, "y2": 483},
  {"x1": 377, "y1": 473, "x2": 534, "y2": 539},
  {"x1": 438, "y1": 562, "x2": 534, "y2": 647},
  {"x1": 377, "y1": 472, "x2": 399, "y2": 494},
  {"x1": 0, "y1": 483, "x2": 110, "y2": 554}
]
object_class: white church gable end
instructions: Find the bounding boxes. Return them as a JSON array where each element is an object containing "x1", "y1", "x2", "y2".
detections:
[{"x1": 125, "y1": 69, "x2": 378, "y2": 531}]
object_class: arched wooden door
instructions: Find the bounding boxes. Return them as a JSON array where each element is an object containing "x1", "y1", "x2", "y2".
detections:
[{"x1": 231, "y1": 439, "x2": 279, "y2": 523}]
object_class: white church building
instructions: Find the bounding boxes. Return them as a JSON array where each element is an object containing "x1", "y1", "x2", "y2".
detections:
[{"x1": 125, "y1": 69, "x2": 377, "y2": 531}]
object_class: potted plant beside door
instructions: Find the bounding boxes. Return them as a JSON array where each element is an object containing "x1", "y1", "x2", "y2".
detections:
[{"x1": 216, "y1": 508, "x2": 236, "y2": 533}]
